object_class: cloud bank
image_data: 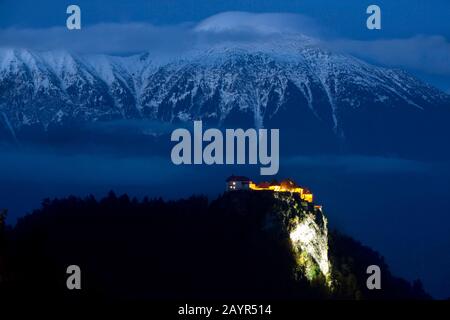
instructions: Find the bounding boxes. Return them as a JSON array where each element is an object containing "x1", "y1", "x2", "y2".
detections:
[
  {"x1": 0, "y1": 12, "x2": 320, "y2": 55},
  {"x1": 0, "y1": 23, "x2": 195, "y2": 55},
  {"x1": 284, "y1": 155, "x2": 433, "y2": 175},
  {"x1": 329, "y1": 35, "x2": 450, "y2": 76}
]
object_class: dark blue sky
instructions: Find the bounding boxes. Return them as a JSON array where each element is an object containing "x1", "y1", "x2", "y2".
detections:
[{"x1": 0, "y1": 0, "x2": 448, "y2": 39}]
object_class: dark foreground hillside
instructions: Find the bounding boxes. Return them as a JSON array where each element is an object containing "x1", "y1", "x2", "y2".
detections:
[{"x1": 0, "y1": 191, "x2": 430, "y2": 301}]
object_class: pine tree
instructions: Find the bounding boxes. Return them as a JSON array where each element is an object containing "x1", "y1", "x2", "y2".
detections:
[
  {"x1": 0, "y1": 209, "x2": 7, "y2": 287},
  {"x1": 0, "y1": 209, "x2": 6, "y2": 237}
]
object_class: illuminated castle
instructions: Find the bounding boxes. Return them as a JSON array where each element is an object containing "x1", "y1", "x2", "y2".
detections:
[{"x1": 226, "y1": 175, "x2": 316, "y2": 205}]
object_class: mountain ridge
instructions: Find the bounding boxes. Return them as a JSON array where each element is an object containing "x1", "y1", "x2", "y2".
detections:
[{"x1": 1, "y1": 39, "x2": 450, "y2": 158}]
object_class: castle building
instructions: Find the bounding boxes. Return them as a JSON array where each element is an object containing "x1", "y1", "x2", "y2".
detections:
[
  {"x1": 226, "y1": 175, "x2": 251, "y2": 191},
  {"x1": 225, "y1": 176, "x2": 315, "y2": 204}
]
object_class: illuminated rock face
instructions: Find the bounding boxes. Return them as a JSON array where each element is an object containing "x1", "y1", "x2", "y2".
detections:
[
  {"x1": 271, "y1": 192, "x2": 330, "y2": 283},
  {"x1": 289, "y1": 214, "x2": 330, "y2": 279}
]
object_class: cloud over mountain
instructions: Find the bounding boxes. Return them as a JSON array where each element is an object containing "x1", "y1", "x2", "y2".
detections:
[{"x1": 195, "y1": 11, "x2": 319, "y2": 35}]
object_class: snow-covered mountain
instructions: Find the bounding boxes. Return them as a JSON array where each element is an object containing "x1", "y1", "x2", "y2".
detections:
[{"x1": 1, "y1": 34, "x2": 449, "y2": 157}]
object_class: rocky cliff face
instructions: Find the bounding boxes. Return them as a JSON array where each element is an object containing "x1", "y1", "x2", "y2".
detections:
[
  {"x1": 222, "y1": 189, "x2": 332, "y2": 285},
  {"x1": 263, "y1": 192, "x2": 331, "y2": 284}
]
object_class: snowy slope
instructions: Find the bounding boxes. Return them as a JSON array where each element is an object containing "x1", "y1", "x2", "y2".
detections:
[{"x1": 0, "y1": 36, "x2": 449, "y2": 155}]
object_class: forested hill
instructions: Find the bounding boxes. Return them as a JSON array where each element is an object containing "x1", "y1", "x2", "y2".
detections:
[{"x1": 0, "y1": 191, "x2": 430, "y2": 301}]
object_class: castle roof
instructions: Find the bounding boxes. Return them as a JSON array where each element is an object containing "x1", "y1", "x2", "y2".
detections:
[
  {"x1": 280, "y1": 179, "x2": 298, "y2": 188},
  {"x1": 256, "y1": 182, "x2": 271, "y2": 188}
]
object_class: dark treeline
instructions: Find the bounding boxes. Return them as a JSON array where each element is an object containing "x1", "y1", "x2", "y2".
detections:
[{"x1": 0, "y1": 191, "x2": 430, "y2": 302}]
